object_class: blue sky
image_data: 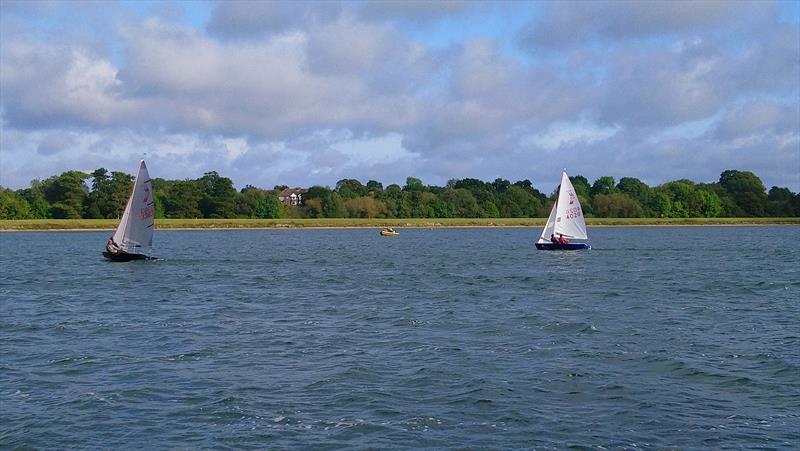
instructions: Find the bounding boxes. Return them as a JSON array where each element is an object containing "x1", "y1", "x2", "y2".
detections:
[{"x1": 1, "y1": 0, "x2": 798, "y2": 192}]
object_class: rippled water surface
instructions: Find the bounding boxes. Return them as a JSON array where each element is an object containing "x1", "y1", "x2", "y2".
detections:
[{"x1": 2, "y1": 227, "x2": 799, "y2": 449}]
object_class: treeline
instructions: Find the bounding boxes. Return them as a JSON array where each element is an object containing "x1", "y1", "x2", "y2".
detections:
[{"x1": 1, "y1": 169, "x2": 798, "y2": 220}]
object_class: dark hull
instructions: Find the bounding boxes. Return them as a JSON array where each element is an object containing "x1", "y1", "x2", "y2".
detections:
[
  {"x1": 535, "y1": 242, "x2": 590, "y2": 250},
  {"x1": 102, "y1": 251, "x2": 155, "y2": 262}
]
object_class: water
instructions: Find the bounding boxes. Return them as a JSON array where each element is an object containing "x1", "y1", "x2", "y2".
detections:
[{"x1": 1, "y1": 226, "x2": 799, "y2": 449}]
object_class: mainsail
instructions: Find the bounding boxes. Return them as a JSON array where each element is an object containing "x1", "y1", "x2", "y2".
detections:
[
  {"x1": 537, "y1": 171, "x2": 588, "y2": 243},
  {"x1": 111, "y1": 160, "x2": 155, "y2": 255}
]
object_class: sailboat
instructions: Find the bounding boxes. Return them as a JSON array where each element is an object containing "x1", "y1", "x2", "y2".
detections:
[
  {"x1": 103, "y1": 160, "x2": 156, "y2": 261},
  {"x1": 535, "y1": 171, "x2": 591, "y2": 250}
]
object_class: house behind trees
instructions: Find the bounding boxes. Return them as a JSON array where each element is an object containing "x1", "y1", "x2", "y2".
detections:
[{"x1": 278, "y1": 188, "x2": 308, "y2": 206}]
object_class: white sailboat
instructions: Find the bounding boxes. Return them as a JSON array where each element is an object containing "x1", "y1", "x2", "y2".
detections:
[
  {"x1": 535, "y1": 171, "x2": 590, "y2": 250},
  {"x1": 103, "y1": 160, "x2": 156, "y2": 261}
]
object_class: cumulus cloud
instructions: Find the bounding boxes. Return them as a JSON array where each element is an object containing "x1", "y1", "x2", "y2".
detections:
[
  {"x1": 518, "y1": 0, "x2": 765, "y2": 48},
  {"x1": 0, "y1": 0, "x2": 798, "y2": 192},
  {"x1": 206, "y1": 0, "x2": 343, "y2": 38}
]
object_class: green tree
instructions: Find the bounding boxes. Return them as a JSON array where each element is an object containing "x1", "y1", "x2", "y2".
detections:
[
  {"x1": 617, "y1": 177, "x2": 652, "y2": 214},
  {"x1": 344, "y1": 196, "x2": 387, "y2": 218},
  {"x1": 162, "y1": 180, "x2": 203, "y2": 218},
  {"x1": 335, "y1": 179, "x2": 365, "y2": 199},
  {"x1": 403, "y1": 177, "x2": 424, "y2": 192},
  {"x1": 0, "y1": 188, "x2": 32, "y2": 219},
  {"x1": 569, "y1": 175, "x2": 591, "y2": 198},
  {"x1": 491, "y1": 178, "x2": 511, "y2": 193},
  {"x1": 365, "y1": 180, "x2": 383, "y2": 194},
  {"x1": 591, "y1": 176, "x2": 616, "y2": 196},
  {"x1": 440, "y1": 188, "x2": 481, "y2": 217},
  {"x1": 107, "y1": 172, "x2": 134, "y2": 218},
  {"x1": 236, "y1": 186, "x2": 265, "y2": 218},
  {"x1": 17, "y1": 181, "x2": 50, "y2": 218},
  {"x1": 694, "y1": 188, "x2": 723, "y2": 217},
  {"x1": 592, "y1": 193, "x2": 643, "y2": 217},
  {"x1": 85, "y1": 168, "x2": 111, "y2": 219},
  {"x1": 322, "y1": 192, "x2": 347, "y2": 218},
  {"x1": 766, "y1": 186, "x2": 796, "y2": 216},
  {"x1": 41, "y1": 171, "x2": 90, "y2": 218},
  {"x1": 719, "y1": 170, "x2": 767, "y2": 216},
  {"x1": 198, "y1": 171, "x2": 237, "y2": 218},
  {"x1": 256, "y1": 195, "x2": 283, "y2": 219},
  {"x1": 498, "y1": 185, "x2": 542, "y2": 217}
]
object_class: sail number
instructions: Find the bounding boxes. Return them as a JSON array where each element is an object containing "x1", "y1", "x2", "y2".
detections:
[
  {"x1": 139, "y1": 205, "x2": 154, "y2": 220},
  {"x1": 565, "y1": 207, "x2": 582, "y2": 219}
]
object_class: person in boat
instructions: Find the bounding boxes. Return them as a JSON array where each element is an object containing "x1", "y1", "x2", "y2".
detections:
[
  {"x1": 550, "y1": 234, "x2": 559, "y2": 244},
  {"x1": 558, "y1": 234, "x2": 569, "y2": 244},
  {"x1": 106, "y1": 237, "x2": 120, "y2": 254}
]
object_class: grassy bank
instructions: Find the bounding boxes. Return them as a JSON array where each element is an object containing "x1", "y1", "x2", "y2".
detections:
[{"x1": 1, "y1": 217, "x2": 798, "y2": 231}]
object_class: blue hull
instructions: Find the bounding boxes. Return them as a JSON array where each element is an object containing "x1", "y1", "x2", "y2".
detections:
[{"x1": 535, "y1": 242, "x2": 590, "y2": 251}]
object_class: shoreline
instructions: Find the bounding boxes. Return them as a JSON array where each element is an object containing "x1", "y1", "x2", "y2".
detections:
[{"x1": 1, "y1": 218, "x2": 798, "y2": 232}]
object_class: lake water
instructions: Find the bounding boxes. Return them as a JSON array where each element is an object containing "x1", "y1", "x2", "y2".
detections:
[{"x1": 1, "y1": 226, "x2": 799, "y2": 449}]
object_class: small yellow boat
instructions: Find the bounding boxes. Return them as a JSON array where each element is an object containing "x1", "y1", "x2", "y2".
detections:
[{"x1": 380, "y1": 228, "x2": 399, "y2": 236}]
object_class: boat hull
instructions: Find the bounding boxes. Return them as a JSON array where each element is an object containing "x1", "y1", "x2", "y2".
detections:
[
  {"x1": 380, "y1": 231, "x2": 400, "y2": 236},
  {"x1": 102, "y1": 251, "x2": 156, "y2": 262},
  {"x1": 535, "y1": 242, "x2": 590, "y2": 250}
]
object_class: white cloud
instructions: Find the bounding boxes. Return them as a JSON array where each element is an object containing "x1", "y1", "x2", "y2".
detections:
[
  {"x1": 523, "y1": 121, "x2": 619, "y2": 151},
  {"x1": 0, "y1": 0, "x2": 798, "y2": 193}
]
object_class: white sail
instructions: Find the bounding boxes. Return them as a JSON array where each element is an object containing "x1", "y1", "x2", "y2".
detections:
[
  {"x1": 537, "y1": 201, "x2": 557, "y2": 243},
  {"x1": 111, "y1": 160, "x2": 154, "y2": 254},
  {"x1": 553, "y1": 171, "x2": 588, "y2": 240},
  {"x1": 537, "y1": 170, "x2": 589, "y2": 243}
]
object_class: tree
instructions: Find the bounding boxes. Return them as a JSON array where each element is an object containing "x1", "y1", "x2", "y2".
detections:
[
  {"x1": 591, "y1": 176, "x2": 616, "y2": 196},
  {"x1": 162, "y1": 180, "x2": 203, "y2": 218},
  {"x1": 236, "y1": 186, "x2": 264, "y2": 218},
  {"x1": 322, "y1": 192, "x2": 347, "y2": 217},
  {"x1": 491, "y1": 178, "x2": 511, "y2": 193},
  {"x1": 0, "y1": 188, "x2": 32, "y2": 219},
  {"x1": 440, "y1": 188, "x2": 481, "y2": 217},
  {"x1": 569, "y1": 175, "x2": 591, "y2": 198},
  {"x1": 108, "y1": 171, "x2": 134, "y2": 218},
  {"x1": 365, "y1": 180, "x2": 383, "y2": 194},
  {"x1": 766, "y1": 186, "x2": 796, "y2": 216},
  {"x1": 617, "y1": 177, "x2": 652, "y2": 213},
  {"x1": 693, "y1": 188, "x2": 723, "y2": 217},
  {"x1": 41, "y1": 171, "x2": 90, "y2": 218},
  {"x1": 345, "y1": 196, "x2": 387, "y2": 218},
  {"x1": 335, "y1": 179, "x2": 365, "y2": 199},
  {"x1": 198, "y1": 171, "x2": 237, "y2": 218},
  {"x1": 719, "y1": 170, "x2": 767, "y2": 216},
  {"x1": 657, "y1": 180, "x2": 697, "y2": 217},
  {"x1": 403, "y1": 177, "x2": 424, "y2": 192},
  {"x1": 498, "y1": 185, "x2": 542, "y2": 217},
  {"x1": 17, "y1": 181, "x2": 50, "y2": 218},
  {"x1": 85, "y1": 168, "x2": 111, "y2": 219},
  {"x1": 592, "y1": 193, "x2": 643, "y2": 217},
  {"x1": 256, "y1": 195, "x2": 283, "y2": 219}
]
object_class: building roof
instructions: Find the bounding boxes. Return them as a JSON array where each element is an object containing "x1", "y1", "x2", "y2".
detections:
[{"x1": 278, "y1": 188, "x2": 308, "y2": 197}]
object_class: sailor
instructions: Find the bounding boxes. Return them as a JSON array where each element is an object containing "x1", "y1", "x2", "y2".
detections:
[
  {"x1": 558, "y1": 234, "x2": 569, "y2": 244},
  {"x1": 106, "y1": 237, "x2": 120, "y2": 254},
  {"x1": 550, "y1": 234, "x2": 559, "y2": 244}
]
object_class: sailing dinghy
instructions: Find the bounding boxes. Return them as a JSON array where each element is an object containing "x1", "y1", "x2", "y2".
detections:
[
  {"x1": 535, "y1": 171, "x2": 591, "y2": 250},
  {"x1": 103, "y1": 160, "x2": 156, "y2": 261}
]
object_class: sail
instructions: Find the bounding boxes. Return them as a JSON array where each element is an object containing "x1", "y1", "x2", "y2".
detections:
[
  {"x1": 111, "y1": 160, "x2": 154, "y2": 254},
  {"x1": 553, "y1": 171, "x2": 588, "y2": 240},
  {"x1": 537, "y1": 201, "x2": 557, "y2": 243}
]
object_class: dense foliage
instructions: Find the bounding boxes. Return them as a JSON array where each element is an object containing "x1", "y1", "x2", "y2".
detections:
[{"x1": 1, "y1": 169, "x2": 798, "y2": 220}]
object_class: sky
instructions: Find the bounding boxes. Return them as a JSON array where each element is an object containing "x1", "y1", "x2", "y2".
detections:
[{"x1": 1, "y1": 0, "x2": 798, "y2": 192}]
